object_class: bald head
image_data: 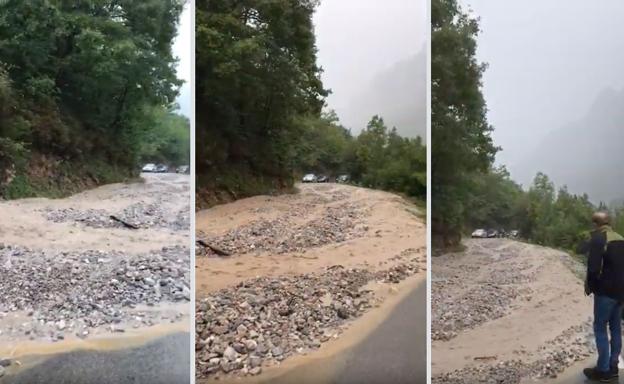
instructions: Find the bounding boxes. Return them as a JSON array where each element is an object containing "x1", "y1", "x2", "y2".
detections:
[{"x1": 592, "y1": 211, "x2": 610, "y2": 226}]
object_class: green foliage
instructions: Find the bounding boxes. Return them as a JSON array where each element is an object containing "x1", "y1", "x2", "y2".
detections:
[
  {"x1": 197, "y1": 1, "x2": 426, "y2": 203},
  {"x1": 463, "y1": 169, "x2": 596, "y2": 252},
  {"x1": 0, "y1": 1, "x2": 185, "y2": 198},
  {"x1": 431, "y1": 0, "x2": 498, "y2": 246},
  {"x1": 292, "y1": 114, "x2": 426, "y2": 200},
  {"x1": 196, "y1": 0, "x2": 328, "y2": 187},
  {"x1": 464, "y1": 166, "x2": 524, "y2": 230},
  {"x1": 138, "y1": 106, "x2": 190, "y2": 166}
]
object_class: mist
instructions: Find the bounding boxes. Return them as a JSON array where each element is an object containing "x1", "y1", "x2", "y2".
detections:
[
  {"x1": 313, "y1": 0, "x2": 427, "y2": 138},
  {"x1": 461, "y1": 0, "x2": 624, "y2": 203}
]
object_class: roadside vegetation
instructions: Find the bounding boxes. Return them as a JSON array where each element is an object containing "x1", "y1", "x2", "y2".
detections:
[
  {"x1": 196, "y1": 0, "x2": 425, "y2": 208},
  {"x1": 0, "y1": 1, "x2": 189, "y2": 199}
]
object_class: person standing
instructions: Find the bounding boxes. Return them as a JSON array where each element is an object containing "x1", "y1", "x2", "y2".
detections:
[{"x1": 584, "y1": 212, "x2": 624, "y2": 382}]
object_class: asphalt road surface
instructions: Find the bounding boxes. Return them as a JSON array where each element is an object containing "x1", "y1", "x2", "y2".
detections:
[
  {"x1": 268, "y1": 282, "x2": 426, "y2": 384},
  {"x1": 1, "y1": 332, "x2": 190, "y2": 384}
]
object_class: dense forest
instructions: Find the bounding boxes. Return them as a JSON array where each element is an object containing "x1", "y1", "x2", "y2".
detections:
[
  {"x1": 431, "y1": 0, "x2": 606, "y2": 252},
  {"x1": 0, "y1": 0, "x2": 189, "y2": 199},
  {"x1": 197, "y1": 0, "x2": 425, "y2": 208}
]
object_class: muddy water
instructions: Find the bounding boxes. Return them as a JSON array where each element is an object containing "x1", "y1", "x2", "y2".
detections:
[
  {"x1": 197, "y1": 183, "x2": 426, "y2": 383},
  {"x1": 0, "y1": 173, "x2": 191, "y2": 381}
]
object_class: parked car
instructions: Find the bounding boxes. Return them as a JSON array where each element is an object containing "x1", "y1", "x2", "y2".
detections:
[
  {"x1": 471, "y1": 229, "x2": 487, "y2": 238},
  {"x1": 316, "y1": 175, "x2": 329, "y2": 183},
  {"x1": 337, "y1": 174, "x2": 350, "y2": 183},
  {"x1": 176, "y1": 165, "x2": 189, "y2": 174},
  {"x1": 302, "y1": 174, "x2": 317, "y2": 183},
  {"x1": 155, "y1": 164, "x2": 168, "y2": 173},
  {"x1": 487, "y1": 229, "x2": 498, "y2": 238},
  {"x1": 510, "y1": 230, "x2": 520, "y2": 238},
  {"x1": 142, "y1": 163, "x2": 157, "y2": 172}
]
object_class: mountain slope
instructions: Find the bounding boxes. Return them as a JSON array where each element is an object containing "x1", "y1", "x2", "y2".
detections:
[
  {"x1": 343, "y1": 51, "x2": 427, "y2": 139},
  {"x1": 516, "y1": 87, "x2": 624, "y2": 202}
]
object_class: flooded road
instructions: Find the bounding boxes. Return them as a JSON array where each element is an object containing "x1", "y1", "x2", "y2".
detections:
[
  {"x1": 265, "y1": 282, "x2": 426, "y2": 384},
  {"x1": 0, "y1": 173, "x2": 191, "y2": 382},
  {"x1": 432, "y1": 239, "x2": 593, "y2": 383},
  {"x1": 197, "y1": 183, "x2": 426, "y2": 382}
]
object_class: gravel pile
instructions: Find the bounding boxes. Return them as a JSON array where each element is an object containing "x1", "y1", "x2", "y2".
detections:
[
  {"x1": 432, "y1": 322, "x2": 593, "y2": 383},
  {"x1": 432, "y1": 248, "x2": 535, "y2": 341},
  {"x1": 196, "y1": 260, "x2": 420, "y2": 379},
  {"x1": 432, "y1": 282, "x2": 528, "y2": 341},
  {"x1": 0, "y1": 244, "x2": 190, "y2": 341},
  {"x1": 44, "y1": 201, "x2": 189, "y2": 231},
  {"x1": 197, "y1": 203, "x2": 368, "y2": 257},
  {"x1": 45, "y1": 208, "x2": 112, "y2": 228}
]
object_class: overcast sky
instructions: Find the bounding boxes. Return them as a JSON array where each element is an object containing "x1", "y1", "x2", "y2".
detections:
[
  {"x1": 460, "y1": 0, "x2": 624, "y2": 187},
  {"x1": 313, "y1": 0, "x2": 427, "y2": 135},
  {"x1": 173, "y1": 2, "x2": 191, "y2": 117}
]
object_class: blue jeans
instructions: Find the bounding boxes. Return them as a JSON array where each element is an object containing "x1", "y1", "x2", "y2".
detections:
[{"x1": 594, "y1": 294, "x2": 623, "y2": 372}]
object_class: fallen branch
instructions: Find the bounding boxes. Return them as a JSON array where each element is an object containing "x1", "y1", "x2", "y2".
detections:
[
  {"x1": 474, "y1": 356, "x2": 498, "y2": 361},
  {"x1": 109, "y1": 215, "x2": 139, "y2": 229},
  {"x1": 197, "y1": 240, "x2": 231, "y2": 256}
]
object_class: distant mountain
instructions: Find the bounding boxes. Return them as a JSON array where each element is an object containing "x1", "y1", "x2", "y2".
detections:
[
  {"x1": 342, "y1": 50, "x2": 426, "y2": 138},
  {"x1": 516, "y1": 87, "x2": 624, "y2": 203}
]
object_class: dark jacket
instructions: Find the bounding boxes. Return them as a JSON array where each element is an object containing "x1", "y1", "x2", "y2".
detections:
[{"x1": 587, "y1": 225, "x2": 624, "y2": 301}]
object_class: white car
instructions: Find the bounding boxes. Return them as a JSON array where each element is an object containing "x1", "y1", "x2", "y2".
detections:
[
  {"x1": 302, "y1": 174, "x2": 316, "y2": 183},
  {"x1": 142, "y1": 163, "x2": 157, "y2": 172},
  {"x1": 471, "y1": 229, "x2": 487, "y2": 238}
]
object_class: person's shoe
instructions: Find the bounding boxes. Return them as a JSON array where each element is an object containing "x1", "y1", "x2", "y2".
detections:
[
  {"x1": 610, "y1": 364, "x2": 619, "y2": 379},
  {"x1": 583, "y1": 367, "x2": 617, "y2": 382}
]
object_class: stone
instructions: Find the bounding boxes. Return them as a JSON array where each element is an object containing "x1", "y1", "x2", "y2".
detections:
[{"x1": 223, "y1": 346, "x2": 238, "y2": 361}]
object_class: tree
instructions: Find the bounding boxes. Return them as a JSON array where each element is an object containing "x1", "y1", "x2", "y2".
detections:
[
  {"x1": 196, "y1": 0, "x2": 327, "y2": 195},
  {"x1": 431, "y1": 0, "x2": 498, "y2": 246},
  {"x1": 0, "y1": 0, "x2": 186, "y2": 198}
]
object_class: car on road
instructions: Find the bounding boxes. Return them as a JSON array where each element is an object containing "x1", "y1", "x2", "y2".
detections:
[
  {"x1": 176, "y1": 165, "x2": 189, "y2": 174},
  {"x1": 316, "y1": 175, "x2": 329, "y2": 183},
  {"x1": 302, "y1": 173, "x2": 317, "y2": 183},
  {"x1": 155, "y1": 164, "x2": 168, "y2": 173},
  {"x1": 487, "y1": 229, "x2": 499, "y2": 238},
  {"x1": 142, "y1": 163, "x2": 157, "y2": 172},
  {"x1": 471, "y1": 229, "x2": 487, "y2": 238},
  {"x1": 337, "y1": 174, "x2": 350, "y2": 183},
  {"x1": 510, "y1": 230, "x2": 519, "y2": 238}
]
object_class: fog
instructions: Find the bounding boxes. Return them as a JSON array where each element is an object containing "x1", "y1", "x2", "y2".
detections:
[
  {"x1": 313, "y1": 0, "x2": 427, "y2": 138},
  {"x1": 461, "y1": 0, "x2": 624, "y2": 203},
  {"x1": 173, "y1": 3, "x2": 191, "y2": 117}
]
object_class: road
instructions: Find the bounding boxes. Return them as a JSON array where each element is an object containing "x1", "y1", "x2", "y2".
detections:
[
  {"x1": 0, "y1": 173, "x2": 191, "y2": 382},
  {"x1": 1, "y1": 332, "x2": 190, "y2": 384},
  {"x1": 196, "y1": 183, "x2": 427, "y2": 382},
  {"x1": 265, "y1": 282, "x2": 426, "y2": 384},
  {"x1": 432, "y1": 239, "x2": 594, "y2": 383}
]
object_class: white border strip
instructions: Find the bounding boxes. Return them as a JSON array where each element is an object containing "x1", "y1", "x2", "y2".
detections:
[
  {"x1": 189, "y1": 0, "x2": 196, "y2": 382},
  {"x1": 426, "y1": 0, "x2": 432, "y2": 381}
]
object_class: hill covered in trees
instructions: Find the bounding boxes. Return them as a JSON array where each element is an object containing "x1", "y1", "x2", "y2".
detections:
[
  {"x1": 197, "y1": 0, "x2": 425, "y2": 208},
  {"x1": 0, "y1": 1, "x2": 188, "y2": 199}
]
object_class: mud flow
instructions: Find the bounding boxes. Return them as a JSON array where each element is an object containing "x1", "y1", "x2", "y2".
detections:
[
  {"x1": 196, "y1": 183, "x2": 426, "y2": 382},
  {"x1": 432, "y1": 239, "x2": 594, "y2": 383},
  {"x1": 0, "y1": 173, "x2": 191, "y2": 381}
]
